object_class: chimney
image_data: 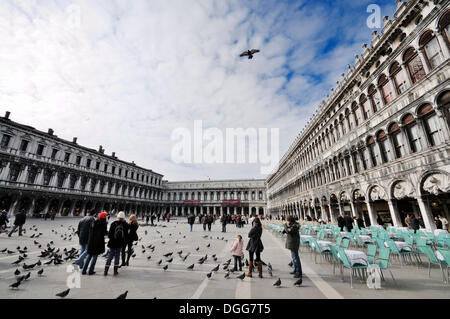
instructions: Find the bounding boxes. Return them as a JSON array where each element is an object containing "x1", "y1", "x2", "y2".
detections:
[
  {"x1": 48, "y1": 128, "x2": 54, "y2": 136},
  {"x1": 4, "y1": 111, "x2": 10, "y2": 120},
  {"x1": 73, "y1": 137, "x2": 78, "y2": 144}
]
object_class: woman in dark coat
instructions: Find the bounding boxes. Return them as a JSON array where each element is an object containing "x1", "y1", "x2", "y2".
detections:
[
  {"x1": 246, "y1": 217, "x2": 264, "y2": 278},
  {"x1": 82, "y1": 212, "x2": 108, "y2": 275},
  {"x1": 121, "y1": 214, "x2": 139, "y2": 267}
]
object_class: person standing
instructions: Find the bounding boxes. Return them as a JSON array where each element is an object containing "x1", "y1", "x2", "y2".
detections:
[
  {"x1": 121, "y1": 214, "x2": 139, "y2": 267},
  {"x1": 405, "y1": 214, "x2": 412, "y2": 229},
  {"x1": 82, "y1": 212, "x2": 108, "y2": 275},
  {"x1": 337, "y1": 212, "x2": 345, "y2": 231},
  {"x1": 0, "y1": 210, "x2": 9, "y2": 233},
  {"x1": 157, "y1": 212, "x2": 160, "y2": 222},
  {"x1": 151, "y1": 213, "x2": 156, "y2": 226},
  {"x1": 202, "y1": 214, "x2": 207, "y2": 231},
  {"x1": 356, "y1": 215, "x2": 365, "y2": 228},
  {"x1": 104, "y1": 211, "x2": 128, "y2": 276},
  {"x1": 73, "y1": 210, "x2": 96, "y2": 268},
  {"x1": 8, "y1": 210, "x2": 27, "y2": 237},
  {"x1": 207, "y1": 213, "x2": 213, "y2": 232},
  {"x1": 283, "y1": 215, "x2": 302, "y2": 282},
  {"x1": 377, "y1": 215, "x2": 383, "y2": 227},
  {"x1": 231, "y1": 235, "x2": 244, "y2": 272},
  {"x1": 166, "y1": 212, "x2": 171, "y2": 222},
  {"x1": 246, "y1": 217, "x2": 264, "y2": 278},
  {"x1": 220, "y1": 213, "x2": 227, "y2": 233},
  {"x1": 409, "y1": 214, "x2": 419, "y2": 233},
  {"x1": 343, "y1": 212, "x2": 354, "y2": 232},
  {"x1": 188, "y1": 213, "x2": 195, "y2": 232},
  {"x1": 434, "y1": 216, "x2": 443, "y2": 230},
  {"x1": 146, "y1": 214, "x2": 149, "y2": 226}
]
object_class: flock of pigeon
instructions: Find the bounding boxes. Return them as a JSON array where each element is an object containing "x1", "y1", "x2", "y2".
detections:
[{"x1": 1, "y1": 218, "x2": 300, "y2": 299}]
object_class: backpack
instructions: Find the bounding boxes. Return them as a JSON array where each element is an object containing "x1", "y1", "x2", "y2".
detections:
[{"x1": 114, "y1": 222, "x2": 125, "y2": 241}]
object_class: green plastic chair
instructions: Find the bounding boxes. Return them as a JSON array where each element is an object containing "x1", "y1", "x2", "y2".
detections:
[
  {"x1": 336, "y1": 236, "x2": 342, "y2": 248},
  {"x1": 337, "y1": 247, "x2": 368, "y2": 288},
  {"x1": 328, "y1": 244, "x2": 341, "y2": 275},
  {"x1": 341, "y1": 238, "x2": 350, "y2": 249},
  {"x1": 367, "y1": 244, "x2": 377, "y2": 265},
  {"x1": 377, "y1": 247, "x2": 397, "y2": 286},
  {"x1": 386, "y1": 239, "x2": 417, "y2": 267},
  {"x1": 421, "y1": 245, "x2": 447, "y2": 283},
  {"x1": 436, "y1": 248, "x2": 450, "y2": 284}
]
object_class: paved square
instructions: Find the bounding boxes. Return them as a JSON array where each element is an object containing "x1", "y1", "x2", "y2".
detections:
[{"x1": 0, "y1": 217, "x2": 448, "y2": 299}]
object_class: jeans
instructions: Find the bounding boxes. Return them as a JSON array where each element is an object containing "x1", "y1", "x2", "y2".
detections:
[
  {"x1": 233, "y1": 255, "x2": 242, "y2": 270},
  {"x1": 207, "y1": 223, "x2": 212, "y2": 231},
  {"x1": 106, "y1": 247, "x2": 121, "y2": 266},
  {"x1": 121, "y1": 243, "x2": 133, "y2": 264},
  {"x1": 203, "y1": 224, "x2": 207, "y2": 231},
  {"x1": 74, "y1": 244, "x2": 88, "y2": 268},
  {"x1": 82, "y1": 254, "x2": 98, "y2": 274},
  {"x1": 222, "y1": 224, "x2": 226, "y2": 232},
  {"x1": 189, "y1": 224, "x2": 193, "y2": 232},
  {"x1": 290, "y1": 250, "x2": 302, "y2": 276}
]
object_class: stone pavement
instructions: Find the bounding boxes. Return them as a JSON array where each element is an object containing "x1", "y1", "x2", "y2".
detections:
[{"x1": 0, "y1": 217, "x2": 448, "y2": 299}]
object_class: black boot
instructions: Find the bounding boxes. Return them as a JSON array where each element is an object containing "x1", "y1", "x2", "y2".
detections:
[
  {"x1": 104, "y1": 266, "x2": 110, "y2": 276},
  {"x1": 113, "y1": 266, "x2": 119, "y2": 275}
]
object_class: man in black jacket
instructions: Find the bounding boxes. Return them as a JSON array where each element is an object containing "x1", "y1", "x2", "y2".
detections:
[
  {"x1": 187, "y1": 213, "x2": 195, "y2": 232},
  {"x1": 337, "y1": 212, "x2": 345, "y2": 231},
  {"x1": 283, "y1": 216, "x2": 302, "y2": 282},
  {"x1": 343, "y1": 212, "x2": 354, "y2": 232},
  {"x1": 73, "y1": 210, "x2": 96, "y2": 268},
  {"x1": 8, "y1": 210, "x2": 27, "y2": 237},
  {"x1": 220, "y1": 213, "x2": 227, "y2": 233}
]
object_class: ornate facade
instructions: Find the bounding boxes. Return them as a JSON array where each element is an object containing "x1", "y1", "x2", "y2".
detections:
[
  {"x1": 0, "y1": 112, "x2": 165, "y2": 217},
  {"x1": 266, "y1": 0, "x2": 450, "y2": 231},
  {"x1": 162, "y1": 179, "x2": 266, "y2": 217}
]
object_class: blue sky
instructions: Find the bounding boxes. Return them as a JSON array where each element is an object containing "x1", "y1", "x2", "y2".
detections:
[{"x1": 0, "y1": 0, "x2": 396, "y2": 181}]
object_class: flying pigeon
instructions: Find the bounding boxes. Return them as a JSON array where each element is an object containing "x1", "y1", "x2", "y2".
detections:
[{"x1": 239, "y1": 49, "x2": 260, "y2": 59}]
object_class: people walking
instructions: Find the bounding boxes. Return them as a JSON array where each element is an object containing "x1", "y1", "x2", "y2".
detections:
[
  {"x1": 104, "y1": 211, "x2": 128, "y2": 276},
  {"x1": 8, "y1": 210, "x2": 27, "y2": 237},
  {"x1": 283, "y1": 215, "x2": 302, "y2": 282},
  {"x1": 435, "y1": 216, "x2": 443, "y2": 230},
  {"x1": 207, "y1": 213, "x2": 213, "y2": 231},
  {"x1": 188, "y1": 213, "x2": 195, "y2": 232},
  {"x1": 202, "y1": 214, "x2": 207, "y2": 231},
  {"x1": 73, "y1": 210, "x2": 96, "y2": 268},
  {"x1": 82, "y1": 212, "x2": 108, "y2": 275},
  {"x1": 337, "y1": 212, "x2": 345, "y2": 231},
  {"x1": 231, "y1": 235, "x2": 244, "y2": 272},
  {"x1": 121, "y1": 214, "x2": 139, "y2": 267},
  {"x1": 0, "y1": 210, "x2": 9, "y2": 233},
  {"x1": 343, "y1": 212, "x2": 354, "y2": 232},
  {"x1": 246, "y1": 217, "x2": 264, "y2": 278},
  {"x1": 151, "y1": 213, "x2": 156, "y2": 226}
]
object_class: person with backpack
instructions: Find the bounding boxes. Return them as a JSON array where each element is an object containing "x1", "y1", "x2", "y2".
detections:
[
  {"x1": 187, "y1": 213, "x2": 196, "y2": 232},
  {"x1": 121, "y1": 214, "x2": 139, "y2": 267},
  {"x1": 82, "y1": 212, "x2": 108, "y2": 275},
  {"x1": 104, "y1": 211, "x2": 128, "y2": 276}
]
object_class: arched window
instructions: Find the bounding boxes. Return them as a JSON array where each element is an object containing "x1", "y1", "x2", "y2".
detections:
[
  {"x1": 351, "y1": 102, "x2": 362, "y2": 126},
  {"x1": 339, "y1": 114, "x2": 346, "y2": 135},
  {"x1": 376, "y1": 130, "x2": 392, "y2": 163},
  {"x1": 402, "y1": 114, "x2": 424, "y2": 153},
  {"x1": 389, "y1": 61, "x2": 408, "y2": 94},
  {"x1": 330, "y1": 125, "x2": 336, "y2": 143},
  {"x1": 345, "y1": 108, "x2": 353, "y2": 131},
  {"x1": 378, "y1": 74, "x2": 394, "y2": 104},
  {"x1": 367, "y1": 137, "x2": 378, "y2": 167},
  {"x1": 388, "y1": 123, "x2": 406, "y2": 158},
  {"x1": 403, "y1": 47, "x2": 426, "y2": 83},
  {"x1": 418, "y1": 104, "x2": 444, "y2": 146},
  {"x1": 437, "y1": 90, "x2": 450, "y2": 128},
  {"x1": 360, "y1": 94, "x2": 372, "y2": 120},
  {"x1": 352, "y1": 150, "x2": 360, "y2": 173},
  {"x1": 438, "y1": 9, "x2": 450, "y2": 49},
  {"x1": 334, "y1": 119, "x2": 340, "y2": 139},
  {"x1": 368, "y1": 84, "x2": 381, "y2": 113},
  {"x1": 420, "y1": 30, "x2": 444, "y2": 70}
]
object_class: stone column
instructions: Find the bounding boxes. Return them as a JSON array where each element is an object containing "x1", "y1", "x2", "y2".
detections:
[
  {"x1": 330, "y1": 205, "x2": 337, "y2": 224},
  {"x1": 8, "y1": 197, "x2": 19, "y2": 217},
  {"x1": 27, "y1": 198, "x2": 36, "y2": 216},
  {"x1": 387, "y1": 199, "x2": 401, "y2": 227},
  {"x1": 17, "y1": 165, "x2": 29, "y2": 184},
  {"x1": 57, "y1": 201, "x2": 65, "y2": 216},
  {"x1": 320, "y1": 205, "x2": 327, "y2": 222},
  {"x1": 366, "y1": 201, "x2": 378, "y2": 226},
  {"x1": 416, "y1": 197, "x2": 435, "y2": 231},
  {"x1": 0, "y1": 162, "x2": 11, "y2": 181},
  {"x1": 69, "y1": 201, "x2": 77, "y2": 216},
  {"x1": 350, "y1": 201, "x2": 357, "y2": 218}
]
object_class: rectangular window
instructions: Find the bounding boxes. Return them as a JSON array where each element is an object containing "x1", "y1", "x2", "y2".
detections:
[
  {"x1": 86, "y1": 159, "x2": 92, "y2": 168},
  {"x1": 0, "y1": 135, "x2": 11, "y2": 148},
  {"x1": 20, "y1": 140, "x2": 29, "y2": 152},
  {"x1": 426, "y1": 116, "x2": 443, "y2": 146},
  {"x1": 64, "y1": 152, "x2": 71, "y2": 163},
  {"x1": 96, "y1": 161, "x2": 100, "y2": 170},
  {"x1": 36, "y1": 144, "x2": 45, "y2": 156},
  {"x1": 104, "y1": 164, "x2": 108, "y2": 172},
  {"x1": 119, "y1": 168, "x2": 122, "y2": 176},
  {"x1": 112, "y1": 166, "x2": 116, "y2": 174},
  {"x1": 76, "y1": 156, "x2": 82, "y2": 165},
  {"x1": 408, "y1": 55, "x2": 426, "y2": 83},
  {"x1": 381, "y1": 82, "x2": 394, "y2": 104},
  {"x1": 392, "y1": 133, "x2": 406, "y2": 158},
  {"x1": 408, "y1": 125, "x2": 423, "y2": 153},
  {"x1": 394, "y1": 71, "x2": 408, "y2": 94},
  {"x1": 51, "y1": 148, "x2": 58, "y2": 159}
]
